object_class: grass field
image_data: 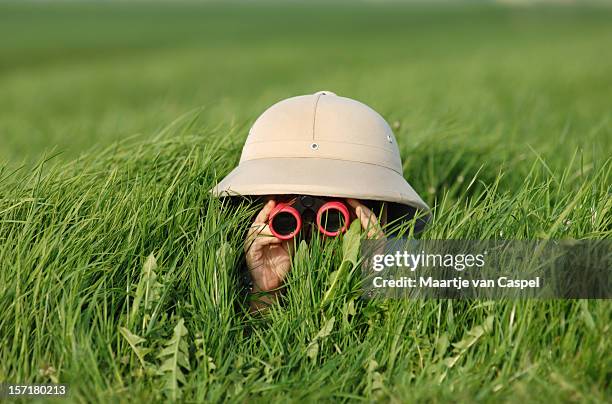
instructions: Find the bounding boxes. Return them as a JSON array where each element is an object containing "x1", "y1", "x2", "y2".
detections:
[{"x1": 0, "y1": 1, "x2": 611, "y2": 402}]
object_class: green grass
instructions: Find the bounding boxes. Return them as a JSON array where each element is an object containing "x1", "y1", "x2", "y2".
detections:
[{"x1": 0, "y1": 1, "x2": 611, "y2": 402}]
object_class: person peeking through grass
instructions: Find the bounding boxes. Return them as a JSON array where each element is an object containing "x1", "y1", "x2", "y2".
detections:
[
  {"x1": 211, "y1": 91, "x2": 429, "y2": 312},
  {"x1": 244, "y1": 197, "x2": 387, "y2": 311}
]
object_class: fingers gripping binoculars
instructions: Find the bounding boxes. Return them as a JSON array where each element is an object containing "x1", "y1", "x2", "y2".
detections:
[{"x1": 268, "y1": 195, "x2": 351, "y2": 240}]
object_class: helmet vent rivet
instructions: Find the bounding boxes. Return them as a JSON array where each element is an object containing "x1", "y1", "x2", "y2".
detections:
[
  {"x1": 387, "y1": 135, "x2": 393, "y2": 143},
  {"x1": 310, "y1": 143, "x2": 319, "y2": 150}
]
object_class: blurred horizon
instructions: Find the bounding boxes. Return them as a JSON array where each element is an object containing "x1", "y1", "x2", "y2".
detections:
[{"x1": 1, "y1": 0, "x2": 610, "y2": 164}]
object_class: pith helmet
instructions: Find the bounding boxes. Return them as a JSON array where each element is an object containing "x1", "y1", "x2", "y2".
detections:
[{"x1": 212, "y1": 91, "x2": 429, "y2": 229}]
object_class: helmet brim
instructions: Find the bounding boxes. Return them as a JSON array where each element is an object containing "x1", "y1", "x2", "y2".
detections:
[{"x1": 211, "y1": 157, "x2": 430, "y2": 231}]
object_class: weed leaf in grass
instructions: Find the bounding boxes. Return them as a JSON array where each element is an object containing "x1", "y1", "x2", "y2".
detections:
[
  {"x1": 316, "y1": 316, "x2": 336, "y2": 339},
  {"x1": 365, "y1": 359, "x2": 385, "y2": 397},
  {"x1": 294, "y1": 239, "x2": 309, "y2": 264},
  {"x1": 130, "y1": 253, "x2": 163, "y2": 332},
  {"x1": 306, "y1": 316, "x2": 335, "y2": 361},
  {"x1": 444, "y1": 315, "x2": 494, "y2": 369},
  {"x1": 321, "y1": 219, "x2": 361, "y2": 307},
  {"x1": 435, "y1": 333, "x2": 450, "y2": 360},
  {"x1": 306, "y1": 341, "x2": 319, "y2": 361},
  {"x1": 119, "y1": 327, "x2": 152, "y2": 371},
  {"x1": 157, "y1": 317, "x2": 190, "y2": 401},
  {"x1": 195, "y1": 334, "x2": 217, "y2": 379},
  {"x1": 342, "y1": 218, "x2": 362, "y2": 266}
]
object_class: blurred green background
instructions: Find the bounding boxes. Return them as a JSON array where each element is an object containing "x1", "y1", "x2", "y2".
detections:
[{"x1": 1, "y1": 1, "x2": 610, "y2": 165}]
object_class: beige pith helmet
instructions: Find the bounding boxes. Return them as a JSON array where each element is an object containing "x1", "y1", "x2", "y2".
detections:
[{"x1": 213, "y1": 91, "x2": 430, "y2": 229}]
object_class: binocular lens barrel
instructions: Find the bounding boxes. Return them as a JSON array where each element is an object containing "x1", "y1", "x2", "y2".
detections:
[
  {"x1": 317, "y1": 202, "x2": 350, "y2": 236},
  {"x1": 271, "y1": 211, "x2": 300, "y2": 237},
  {"x1": 269, "y1": 205, "x2": 302, "y2": 240}
]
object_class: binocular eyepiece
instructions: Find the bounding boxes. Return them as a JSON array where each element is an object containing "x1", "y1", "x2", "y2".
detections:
[{"x1": 268, "y1": 196, "x2": 350, "y2": 240}]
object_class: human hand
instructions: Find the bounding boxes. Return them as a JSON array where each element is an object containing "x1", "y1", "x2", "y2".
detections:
[
  {"x1": 346, "y1": 199, "x2": 385, "y2": 239},
  {"x1": 244, "y1": 200, "x2": 293, "y2": 293}
]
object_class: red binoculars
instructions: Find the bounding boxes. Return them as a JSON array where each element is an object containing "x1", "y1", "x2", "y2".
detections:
[{"x1": 268, "y1": 195, "x2": 351, "y2": 240}]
